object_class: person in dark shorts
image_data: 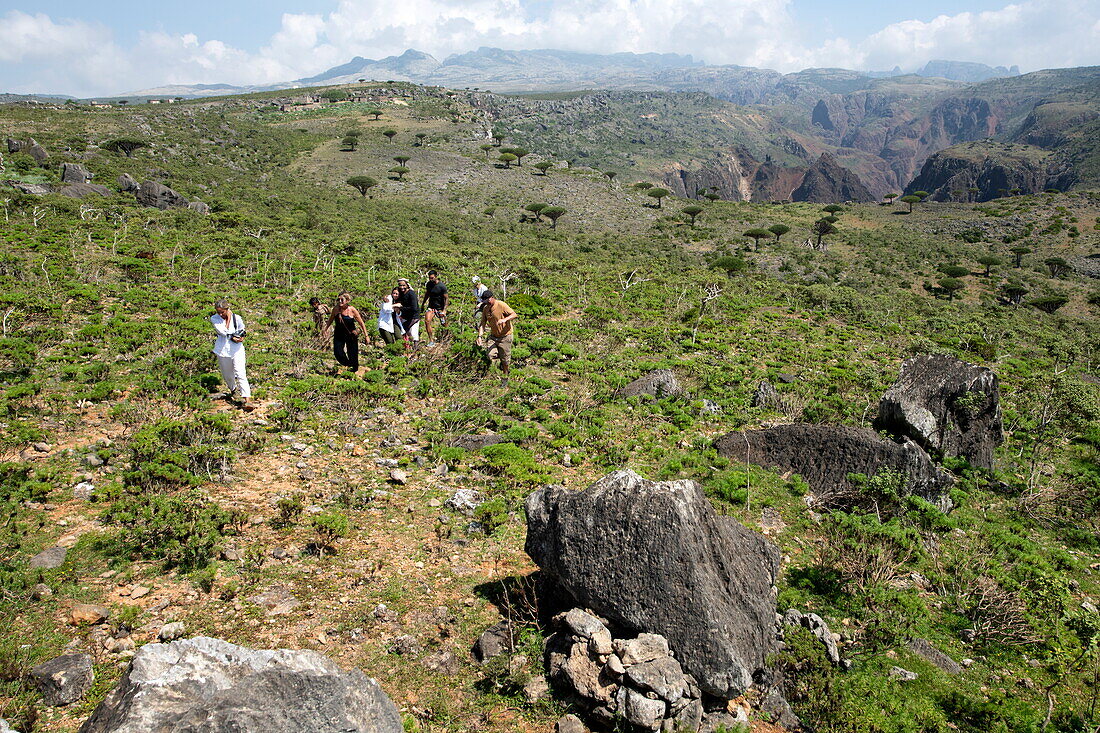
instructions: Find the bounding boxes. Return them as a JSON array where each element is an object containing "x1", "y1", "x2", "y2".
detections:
[
  {"x1": 324, "y1": 291, "x2": 367, "y2": 374},
  {"x1": 395, "y1": 278, "x2": 420, "y2": 347},
  {"x1": 422, "y1": 270, "x2": 449, "y2": 346},
  {"x1": 477, "y1": 290, "x2": 518, "y2": 387}
]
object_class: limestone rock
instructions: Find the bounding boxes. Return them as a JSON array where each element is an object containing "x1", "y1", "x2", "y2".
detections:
[
  {"x1": 77, "y1": 637, "x2": 402, "y2": 732},
  {"x1": 29, "y1": 546, "x2": 67, "y2": 570},
  {"x1": 564, "y1": 608, "x2": 607, "y2": 639},
  {"x1": 31, "y1": 653, "x2": 94, "y2": 706},
  {"x1": 157, "y1": 622, "x2": 186, "y2": 642},
  {"x1": 187, "y1": 200, "x2": 211, "y2": 215},
  {"x1": 59, "y1": 183, "x2": 111, "y2": 199},
  {"x1": 619, "y1": 686, "x2": 666, "y2": 729},
  {"x1": 248, "y1": 586, "x2": 299, "y2": 616},
  {"x1": 61, "y1": 163, "x2": 92, "y2": 184},
  {"x1": 135, "y1": 180, "x2": 188, "y2": 210},
  {"x1": 0, "y1": 717, "x2": 19, "y2": 732},
  {"x1": 4, "y1": 181, "x2": 51, "y2": 195},
  {"x1": 715, "y1": 424, "x2": 953, "y2": 511},
  {"x1": 889, "y1": 666, "x2": 919, "y2": 682},
  {"x1": 472, "y1": 621, "x2": 514, "y2": 663},
  {"x1": 526, "y1": 470, "x2": 779, "y2": 698},
  {"x1": 449, "y1": 433, "x2": 504, "y2": 451},
  {"x1": 69, "y1": 603, "x2": 110, "y2": 626},
  {"x1": 625, "y1": 656, "x2": 687, "y2": 702},
  {"x1": 907, "y1": 638, "x2": 962, "y2": 675},
  {"x1": 875, "y1": 353, "x2": 1003, "y2": 470},
  {"x1": 117, "y1": 173, "x2": 139, "y2": 192},
  {"x1": 555, "y1": 714, "x2": 586, "y2": 733},
  {"x1": 614, "y1": 634, "x2": 670, "y2": 666},
  {"x1": 617, "y1": 370, "x2": 683, "y2": 399}
]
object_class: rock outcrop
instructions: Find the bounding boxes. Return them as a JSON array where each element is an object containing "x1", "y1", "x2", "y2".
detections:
[
  {"x1": 525, "y1": 470, "x2": 779, "y2": 698},
  {"x1": 617, "y1": 370, "x2": 683, "y2": 399},
  {"x1": 791, "y1": 153, "x2": 874, "y2": 203},
  {"x1": 905, "y1": 141, "x2": 1053, "y2": 201},
  {"x1": 875, "y1": 353, "x2": 1003, "y2": 470},
  {"x1": 79, "y1": 637, "x2": 402, "y2": 732},
  {"x1": 715, "y1": 424, "x2": 953, "y2": 510},
  {"x1": 134, "y1": 180, "x2": 189, "y2": 210}
]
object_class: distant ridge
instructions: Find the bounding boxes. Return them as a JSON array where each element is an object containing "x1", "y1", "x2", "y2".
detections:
[{"x1": 118, "y1": 48, "x2": 1022, "y2": 100}]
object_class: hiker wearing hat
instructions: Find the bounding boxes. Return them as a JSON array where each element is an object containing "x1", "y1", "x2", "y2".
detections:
[
  {"x1": 395, "y1": 278, "x2": 420, "y2": 346},
  {"x1": 477, "y1": 290, "x2": 518, "y2": 387},
  {"x1": 471, "y1": 276, "x2": 489, "y2": 311}
]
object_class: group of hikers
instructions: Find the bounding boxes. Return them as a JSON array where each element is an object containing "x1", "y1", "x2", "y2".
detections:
[{"x1": 209, "y1": 272, "x2": 519, "y2": 409}]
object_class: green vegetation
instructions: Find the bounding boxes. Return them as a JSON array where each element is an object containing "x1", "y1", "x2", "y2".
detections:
[{"x1": 0, "y1": 81, "x2": 1097, "y2": 733}]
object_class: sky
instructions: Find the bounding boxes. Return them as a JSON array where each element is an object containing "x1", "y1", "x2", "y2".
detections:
[{"x1": 2, "y1": 0, "x2": 1098, "y2": 97}]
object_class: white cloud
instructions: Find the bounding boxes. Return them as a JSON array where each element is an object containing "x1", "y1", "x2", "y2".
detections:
[{"x1": 0, "y1": 0, "x2": 1097, "y2": 96}]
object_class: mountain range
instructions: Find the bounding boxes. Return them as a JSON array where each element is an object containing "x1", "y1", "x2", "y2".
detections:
[{"x1": 108, "y1": 49, "x2": 1099, "y2": 203}]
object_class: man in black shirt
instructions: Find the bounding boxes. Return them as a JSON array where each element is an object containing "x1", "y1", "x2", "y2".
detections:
[
  {"x1": 395, "y1": 278, "x2": 420, "y2": 346},
  {"x1": 422, "y1": 270, "x2": 449, "y2": 346}
]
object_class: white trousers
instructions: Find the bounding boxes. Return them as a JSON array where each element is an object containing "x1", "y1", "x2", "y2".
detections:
[{"x1": 217, "y1": 352, "x2": 251, "y2": 398}]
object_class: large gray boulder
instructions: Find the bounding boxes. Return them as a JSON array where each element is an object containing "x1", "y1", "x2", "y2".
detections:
[
  {"x1": 31, "y1": 653, "x2": 94, "y2": 706},
  {"x1": 59, "y1": 183, "x2": 112, "y2": 199},
  {"x1": 134, "y1": 180, "x2": 188, "y2": 210},
  {"x1": 875, "y1": 354, "x2": 1003, "y2": 470},
  {"x1": 715, "y1": 424, "x2": 953, "y2": 511},
  {"x1": 116, "y1": 173, "x2": 139, "y2": 192},
  {"x1": 525, "y1": 470, "x2": 779, "y2": 698},
  {"x1": 3, "y1": 180, "x2": 51, "y2": 195},
  {"x1": 78, "y1": 637, "x2": 402, "y2": 733},
  {"x1": 617, "y1": 370, "x2": 683, "y2": 399},
  {"x1": 61, "y1": 163, "x2": 92, "y2": 184}
]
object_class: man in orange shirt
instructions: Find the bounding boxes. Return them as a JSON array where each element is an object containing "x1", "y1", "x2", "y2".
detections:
[{"x1": 476, "y1": 291, "x2": 518, "y2": 387}]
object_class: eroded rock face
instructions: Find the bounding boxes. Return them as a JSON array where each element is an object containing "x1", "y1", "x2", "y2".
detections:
[
  {"x1": 135, "y1": 180, "x2": 188, "y2": 210},
  {"x1": 59, "y1": 183, "x2": 111, "y2": 199},
  {"x1": 714, "y1": 424, "x2": 953, "y2": 510},
  {"x1": 78, "y1": 637, "x2": 402, "y2": 733},
  {"x1": 117, "y1": 174, "x2": 139, "y2": 192},
  {"x1": 875, "y1": 353, "x2": 1003, "y2": 470},
  {"x1": 525, "y1": 470, "x2": 779, "y2": 698},
  {"x1": 790, "y1": 152, "x2": 874, "y2": 203}
]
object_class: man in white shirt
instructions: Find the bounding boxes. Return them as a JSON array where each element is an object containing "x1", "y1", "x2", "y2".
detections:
[{"x1": 210, "y1": 299, "x2": 255, "y2": 412}]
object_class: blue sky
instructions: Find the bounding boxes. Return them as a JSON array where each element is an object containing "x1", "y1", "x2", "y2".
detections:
[{"x1": 2, "y1": 0, "x2": 1098, "y2": 96}]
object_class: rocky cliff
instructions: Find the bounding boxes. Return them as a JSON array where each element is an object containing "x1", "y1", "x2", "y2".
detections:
[
  {"x1": 791, "y1": 153, "x2": 875, "y2": 202},
  {"x1": 905, "y1": 141, "x2": 1054, "y2": 201}
]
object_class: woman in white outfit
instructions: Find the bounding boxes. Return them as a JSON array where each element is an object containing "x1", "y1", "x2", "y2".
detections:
[{"x1": 211, "y1": 298, "x2": 254, "y2": 411}]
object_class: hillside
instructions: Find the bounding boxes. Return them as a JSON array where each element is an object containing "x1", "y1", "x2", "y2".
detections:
[{"x1": 1, "y1": 83, "x2": 1100, "y2": 733}]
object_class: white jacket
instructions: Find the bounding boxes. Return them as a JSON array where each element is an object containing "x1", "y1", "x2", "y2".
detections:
[{"x1": 211, "y1": 312, "x2": 246, "y2": 357}]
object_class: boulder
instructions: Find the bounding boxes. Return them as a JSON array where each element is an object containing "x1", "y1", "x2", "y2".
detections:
[
  {"x1": 907, "y1": 638, "x2": 962, "y2": 675},
  {"x1": 157, "y1": 622, "x2": 186, "y2": 642},
  {"x1": 5, "y1": 138, "x2": 22, "y2": 154},
  {"x1": 3, "y1": 181, "x2": 51, "y2": 195},
  {"x1": 61, "y1": 163, "x2": 92, "y2": 184},
  {"x1": 31, "y1": 653, "x2": 94, "y2": 706},
  {"x1": 472, "y1": 620, "x2": 514, "y2": 663},
  {"x1": 69, "y1": 603, "x2": 110, "y2": 626},
  {"x1": 624, "y1": 656, "x2": 687, "y2": 702},
  {"x1": 26, "y1": 141, "x2": 49, "y2": 165},
  {"x1": 117, "y1": 173, "x2": 139, "y2": 192},
  {"x1": 714, "y1": 424, "x2": 953, "y2": 511},
  {"x1": 247, "y1": 586, "x2": 299, "y2": 616},
  {"x1": 135, "y1": 180, "x2": 188, "y2": 210},
  {"x1": 618, "y1": 370, "x2": 683, "y2": 399},
  {"x1": 555, "y1": 714, "x2": 586, "y2": 733},
  {"x1": 59, "y1": 183, "x2": 111, "y2": 199},
  {"x1": 449, "y1": 433, "x2": 504, "y2": 451},
  {"x1": 875, "y1": 354, "x2": 1003, "y2": 470},
  {"x1": 29, "y1": 546, "x2": 67, "y2": 569},
  {"x1": 78, "y1": 637, "x2": 402, "y2": 732},
  {"x1": 526, "y1": 470, "x2": 779, "y2": 698},
  {"x1": 751, "y1": 380, "x2": 790, "y2": 414},
  {"x1": 187, "y1": 200, "x2": 211, "y2": 214}
]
